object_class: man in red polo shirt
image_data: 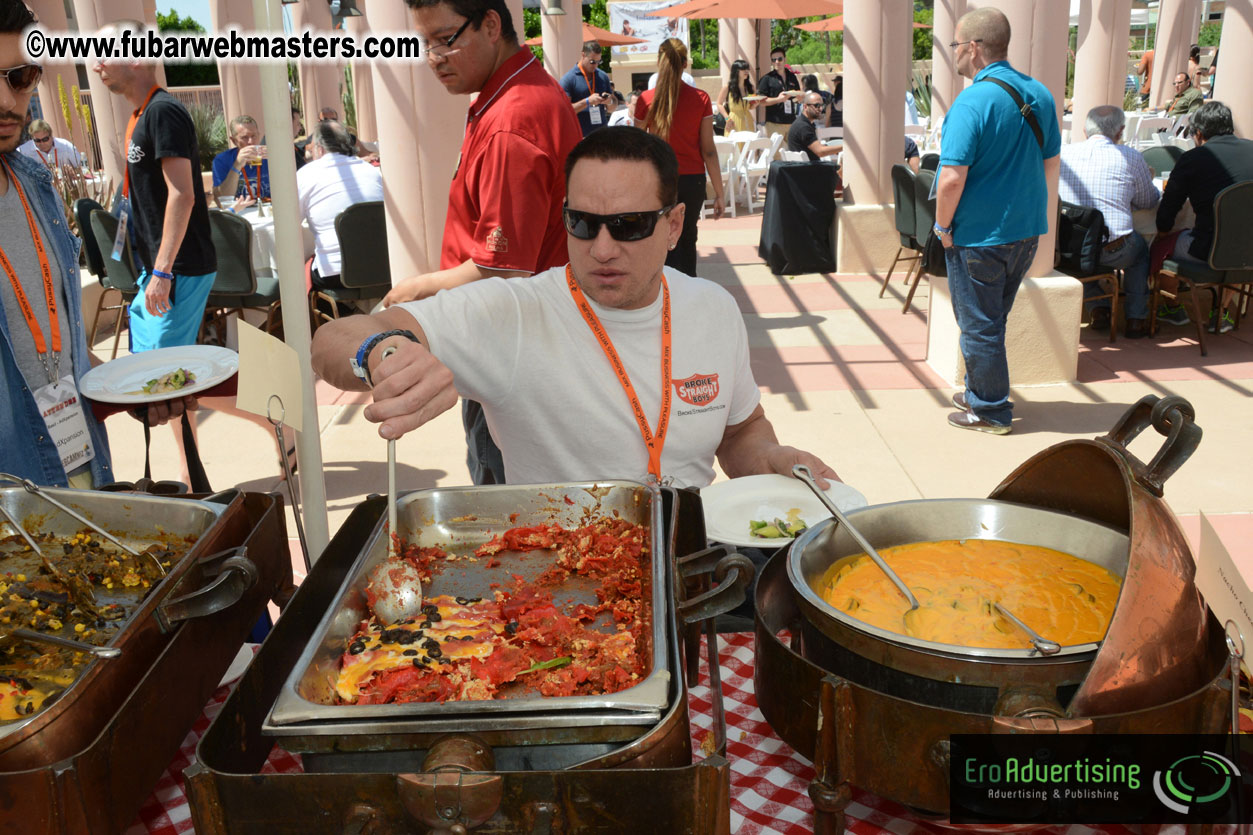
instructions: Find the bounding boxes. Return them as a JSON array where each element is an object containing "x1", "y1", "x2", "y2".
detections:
[{"x1": 383, "y1": 0, "x2": 581, "y2": 484}]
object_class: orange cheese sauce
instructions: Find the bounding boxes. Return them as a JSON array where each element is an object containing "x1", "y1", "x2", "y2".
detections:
[{"x1": 819, "y1": 539, "x2": 1122, "y2": 649}]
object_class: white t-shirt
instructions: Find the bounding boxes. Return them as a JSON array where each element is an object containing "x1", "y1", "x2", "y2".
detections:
[
  {"x1": 296, "y1": 152, "x2": 384, "y2": 277},
  {"x1": 400, "y1": 266, "x2": 761, "y2": 487},
  {"x1": 17, "y1": 137, "x2": 83, "y2": 168},
  {"x1": 608, "y1": 108, "x2": 634, "y2": 127},
  {"x1": 647, "y1": 71, "x2": 695, "y2": 90}
]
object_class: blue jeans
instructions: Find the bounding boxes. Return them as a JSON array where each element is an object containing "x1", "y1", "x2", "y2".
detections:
[
  {"x1": 1088, "y1": 232, "x2": 1150, "y2": 320},
  {"x1": 945, "y1": 238, "x2": 1038, "y2": 426},
  {"x1": 462, "y1": 399, "x2": 506, "y2": 485}
]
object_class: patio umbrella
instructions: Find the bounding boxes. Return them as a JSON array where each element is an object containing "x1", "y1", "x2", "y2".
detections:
[
  {"x1": 648, "y1": 0, "x2": 840, "y2": 20},
  {"x1": 797, "y1": 16, "x2": 930, "y2": 32},
  {"x1": 524, "y1": 22, "x2": 647, "y2": 47}
]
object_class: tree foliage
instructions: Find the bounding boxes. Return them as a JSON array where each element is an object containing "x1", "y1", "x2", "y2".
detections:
[
  {"x1": 156, "y1": 10, "x2": 219, "y2": 87},
  {"x1": 777, "y1": 7, "x2": 933, "y2": 68}
]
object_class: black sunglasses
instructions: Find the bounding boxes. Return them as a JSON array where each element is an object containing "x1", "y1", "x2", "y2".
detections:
[
  {"x1": 0, "y1": 64, "x2": 42, "y2": 93},
  {"x1": 563, "y1": 204, "x2": 676, "y2": 242}
]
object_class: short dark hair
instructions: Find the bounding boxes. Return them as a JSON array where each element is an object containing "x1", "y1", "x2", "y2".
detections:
[
  {"x1": 311, "y1": 119, "x2": 356, "y2": 157},
  {"x1": 404, "y1": 0, "x2": 517, "y2": 44},
  {"x1": 770, "y1": 47, "x2": 785, "y2": 58},
  {"x1": 1191, "y1": 101, "x2": 1234, "y2": 141},
  {"x1": 564, "y1": 126, "x2": 678, "y2": 207},
  {"x1": 582, "y1": 40, "x2": 602, "y2": 55},
  {"x1": 1, "y1": 0, "x2": 37, "y2": 32}
]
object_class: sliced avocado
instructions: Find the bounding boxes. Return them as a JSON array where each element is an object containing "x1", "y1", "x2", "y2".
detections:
[{"x1": 754, "y1": 524, "x2": 783, "y2": 538}]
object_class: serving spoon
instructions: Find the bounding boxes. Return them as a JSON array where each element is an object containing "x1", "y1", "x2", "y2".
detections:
[
  {"x1": 790, "y1": 465, "x2": 1061, "y2": 656},
  {"x1": 0, "y1": 626, "x2": 121, "y2": 658}
]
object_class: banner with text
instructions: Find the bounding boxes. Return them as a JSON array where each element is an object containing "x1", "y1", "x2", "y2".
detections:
[{"x1": 607, "y1": 1, "x2": 689, "y2": 60}]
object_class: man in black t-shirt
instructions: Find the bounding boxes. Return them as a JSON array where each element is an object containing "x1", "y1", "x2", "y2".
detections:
[
  {"x1": 93, "y1": 22, "x2": 216, "y2": 352},
  {"x1": 787, "y1": 93, "x2": 841, "y2": 162},
  {"x1": 759, "y1": 48, "x2": 802, "y2": 139}
]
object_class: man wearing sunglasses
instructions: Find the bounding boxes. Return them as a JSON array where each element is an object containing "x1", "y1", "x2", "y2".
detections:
[
  {"x1": 0, "y1": 0, "x2": 113, "y2": 488},
  {"x1": 380, "y1": 0, "x2": 580, "y2": 486},
  {"x1": 17, "y1": 119, "x2": 84, "y2": 171},
  {"x1": 758, "y1": 48, "x2": 802, "y2": 140},
  {"x1": 312, "y1": 127, "x2": 836, "y2": 490},
  {"x1": 787, "y1": 93, "x2": 841, "y2": 162},
  {"x1": 933, "y1": 7, "x2": 1059, "y2": 435}
]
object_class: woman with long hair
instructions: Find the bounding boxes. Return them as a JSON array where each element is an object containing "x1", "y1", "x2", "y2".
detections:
[
  {"x1": 718, "y1": 59, "x2": 756, "y2": 134},
  {"x1": 634, "y1": 38, "x2": 724, "y2": 276},
  {"x1": 829, "y1": 75, "x2": 843, "y2": 128}
]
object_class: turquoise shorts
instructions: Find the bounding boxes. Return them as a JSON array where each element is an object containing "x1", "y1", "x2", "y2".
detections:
[{"x1": 129, "y1": 270, "x2": 216, "y2": 352}]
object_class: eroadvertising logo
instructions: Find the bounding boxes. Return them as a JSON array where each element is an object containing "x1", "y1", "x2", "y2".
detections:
[{"x1": 950, "y1": 734, "x2": 1251, "y2": 825}]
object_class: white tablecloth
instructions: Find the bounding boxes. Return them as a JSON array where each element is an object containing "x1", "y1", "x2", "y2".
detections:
[{"x1": 232, "y1": 204, "x2": 315, "y2": 280}]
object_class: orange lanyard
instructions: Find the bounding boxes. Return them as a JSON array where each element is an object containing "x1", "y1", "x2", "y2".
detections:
[
  {"x1": 580, "y1": 63, "x2": 597, "y2": 99},
  {"x1": 565, "y1": 265, "x2": 671, "y2": 480},
  {"x1": 0, "y1": 156, "x2": 61, "y2": 382},
  {"x1": 122, "y1": 86, "x2": 161, "y2": 200},
  {"x1": 240, "y1": 163, "x2": 259, "y2": 199},
  {"x1": 37, "y1": 146, "x2": 58, "y2": 168}
]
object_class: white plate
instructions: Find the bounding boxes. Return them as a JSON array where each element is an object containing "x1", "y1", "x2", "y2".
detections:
[
  {"x1": 700, "y1": 473, "x2": 868, "y2": 547},
  {"x1": 79, "y1": 345, "x2": 239, "y2": 405}
]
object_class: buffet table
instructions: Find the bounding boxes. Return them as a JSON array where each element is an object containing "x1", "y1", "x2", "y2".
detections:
[{"x1": 124, "y1": 630, "x2": 1242, "y2": 835}]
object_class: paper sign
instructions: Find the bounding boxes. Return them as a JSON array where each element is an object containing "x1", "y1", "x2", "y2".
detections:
[
  {"x1": 1193, "y1": 512, "x2": 1253, "y2": 660},
  {"x1": 235, "y1": 320, "x2": 304, "y2": 434}
]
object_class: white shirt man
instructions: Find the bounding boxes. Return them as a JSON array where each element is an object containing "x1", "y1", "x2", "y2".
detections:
[
  {"x1": 1058, "y1": 105, "x2": 1159, "y2": 337},
  {"x1": 17, "y1": 120, "x2": 83, "y2": 169},
  {"x1": 297, "y1": 120, "x2": 384, "y2": 286}
]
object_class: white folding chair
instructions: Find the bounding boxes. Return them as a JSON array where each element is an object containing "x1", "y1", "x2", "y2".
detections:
[
  {"x1": 706, "y1": 139, "x2": 741, "y2": 218},
  {"x1": 737, "y1": 134, "x2": 781, "y2": 213},
  {"x1": 1123, "y1": 112, "x2": 1142, "y2": 144},
  {"x1": 1133, "y1": 116, "x2": 1173, "y2": 149},
  {"x1": 816, "y1": 126, "x2": 843, "y2": 143},
  {"x1": 1171, "y1": 112, "x2": 1191, "y2": 138},
  {"x1": 779, "y1": 150, "x2": 808, "y2": 162}
]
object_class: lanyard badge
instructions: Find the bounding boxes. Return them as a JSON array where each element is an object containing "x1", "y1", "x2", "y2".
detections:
[{"x1": 0, "y1": 156, "x2": 62, "y2": 385}]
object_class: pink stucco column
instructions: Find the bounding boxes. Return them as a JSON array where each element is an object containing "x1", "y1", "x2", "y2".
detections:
[
  {"x1": 140, "y1": 0, "x2": 167, "y2": 87},
  {"x1": 756, "y1": 22, "x2": 771, "y2": 79},
  {"x1": 344, "y1": 13, "x2": 376, "y2": 143},
  {"x1": 368, "y1": 0, "x2": 463, "y2": 281},
  {"x1": 1150, "y1": 0, "x2": 1201, "y2": 110},
  {"x1": 71, "y1": 0, "x2": 148, "y2": 187},
  {"x1": 736, "y1": 18, "x2": 756, "y2": 66},
  {"x1": 211, "y1": 0, "x2": 265, "y2": 124},
  {"x1": 1213, "y1": 3, "x2": 1253, "y2": 136},
  {"x1": 29, "y1": 0, "x2": 80, "y2": 155},
  {"x1": 287, "y1": 0, "x2": 342, "y2": 124},
  {"x1": 541, "y1": 10, "x2": 583, "y2": 82},
  {"x1": 1070, "y1": 0, "x2": 1132, "y2": 140},
  {"x1": 719, "y1": 19, "x2": 737, "y2": 74},
  {"x1": 930, "y1": 0, "x2": 966, "y2": 123},
  {"x1": 842, "y1": 0, "x2": 911, "y2": 205}
]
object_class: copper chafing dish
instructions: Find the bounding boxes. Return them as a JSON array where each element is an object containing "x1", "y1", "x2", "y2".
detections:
[
  {"x1": 754, "y1": 395, "x2": 1232, "y2": 832},
  {"x1": 0, "y1": 485, "x2": 257, "y2": 770},
  {"x1": 186, "y1": 488, "x2": 746, "y2": 833}
]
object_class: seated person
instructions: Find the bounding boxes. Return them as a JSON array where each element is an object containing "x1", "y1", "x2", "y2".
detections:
[
  {"x1": 318, "y1": 106, "x2": 372, "y2": 159},
  {"x1": 310, "y1": 126, "x2": 837, "y2": 490},
  {"x1": 1165, "y1": 72, "x2": 1203, "y2": 117},
  {"x1": 211, "y1": 115, "x2": 268, "y2": 206},
  {"x1": 787, "y1": 93, "x2": 840, "y2": 162},
  {"x1": 297, "y1": 119, "x2": 385, "y2": 291},
  {"x1": 17, "y1": 119, "x2": 84, "y2": 169},
  {"x1": 292, "y1": 106, "x2": 308, "y2": 170},
  {"x1": 608, "y1": 90, "x2": 637, "y2": 127},
  {"x1": 905, "y1": 135, "x2": 921, "y2": 173}
]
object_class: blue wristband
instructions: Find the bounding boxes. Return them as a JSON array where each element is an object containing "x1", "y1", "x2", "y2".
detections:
[{"x1": 152, "y1": 269, "x2": 174, "y2": 280}]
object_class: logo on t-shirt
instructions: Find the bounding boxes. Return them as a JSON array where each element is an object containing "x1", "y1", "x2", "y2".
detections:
[
  {"x1": 486, "y1": 226, "x2": 508, "y2": 253},
  {"x1": 672, "y1": 373, "x2": 720, "y2": 406},
  {"x1": 127, "y1": 142, "x2": 144, "y2": 164}
]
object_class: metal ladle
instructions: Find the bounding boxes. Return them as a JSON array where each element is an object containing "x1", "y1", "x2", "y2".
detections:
[
  {"x1": 0, "y1": 626, "x2": 121, "y2": 658},
  {"x1": 790, "y1": 465, "x2": 1060, "y2": 656},
  {"x1": 372, "y1": 345, "x2": 423, "y2": 624}
]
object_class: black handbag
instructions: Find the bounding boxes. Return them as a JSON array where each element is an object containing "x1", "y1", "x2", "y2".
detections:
[
  {"x1": 922, "y1": 229, "x2": 948, "y2": 277},
  {"x1": 1056, "y1": 200, "x2": 1106, "y2": 275}
]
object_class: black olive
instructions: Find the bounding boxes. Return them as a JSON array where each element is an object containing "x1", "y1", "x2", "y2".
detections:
[
  {"x1": 426, "y1": 612, "x2": 442, "y2": 623},
  {"x1": 427, "y1": 645, "x2": 442, "y2": 659},
  {"x1": 412, "y1": 657, "x2": 428, "y2": 668},
  {"x1": 418, "y1": 621, "x2": 432, "y2": 630},
  {"x1": 402, "y1": 649, "x2": 418, "y2": 656},
  {"x1": 505, "y1": 621, "x2": 519, "y2": 635},
  {"x1": 396, "y1": 630, "x2": 418, "y2": 645},
  {"x1": 421, "y1": 604, "x2": 438, "y2": 615},
  {"x1": 348, "y1": 641, "x2": 366, "y2": 655},
  {"x1": 455, "y1": 596, "x2": 468, "y2": 605}
]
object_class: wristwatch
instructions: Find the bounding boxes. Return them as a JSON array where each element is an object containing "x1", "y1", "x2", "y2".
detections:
[
  {"x1": 350, "y1": 329, "x2": 421, "y2": 387},
  {"x1": 934, "y1": 223, "x2": 952, "y2": 236}
]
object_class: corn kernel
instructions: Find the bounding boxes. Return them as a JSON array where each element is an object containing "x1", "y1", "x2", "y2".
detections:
[
  {"x1": 47, "y1": 619, "x2": 62, "y2": 630},
  {"x1": 15, "y1": 574, "x2": 25, "y2": 582},
  {"x1": 73, "y1": 623, "x2": 85, "y2": 633}
]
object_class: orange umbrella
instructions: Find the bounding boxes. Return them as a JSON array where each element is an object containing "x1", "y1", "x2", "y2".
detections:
[
  {"x1": 648, "y1": 0, "x2": 840, "y2": 20},
  {"x1": 797, "y1": 16, "x2": 931, "y2": 32},
  {"x1": 524, "y1": 22, "x2": 647, "y2": 47}
]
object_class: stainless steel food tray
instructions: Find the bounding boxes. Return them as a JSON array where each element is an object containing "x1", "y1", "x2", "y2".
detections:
[{"x1": 265, "y1": 481, "x2": 670, "y2": 736}]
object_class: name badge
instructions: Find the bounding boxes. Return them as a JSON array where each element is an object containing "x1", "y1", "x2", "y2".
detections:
[
  {"x1": 111, "y1": 197, "x2": 130, "y2": 262},
  {"x1": 589, "y1": 105, "x2": 603, "y2": 126},
  {"x1": 33, "y1": 375, "x2": 96, "y2": 476},
  {"x1": 783, "y1": 99, "x2": 794, "y2": 116}
]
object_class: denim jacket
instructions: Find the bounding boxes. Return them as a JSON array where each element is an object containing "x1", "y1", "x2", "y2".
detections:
[{"x1": 1, "y1": 151, "x2": 114, "y2": 486}]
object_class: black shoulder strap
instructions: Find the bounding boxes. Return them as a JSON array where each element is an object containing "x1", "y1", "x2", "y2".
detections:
[{"x1": 978, "y1": 76, "x2": 1045, "y2": 152}]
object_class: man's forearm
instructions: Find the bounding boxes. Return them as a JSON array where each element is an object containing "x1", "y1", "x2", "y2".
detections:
[
  {"x1": 215, "y1": 167, "x2": 240, "y2": 199},
  {"x1": 310, "y1": 306, "x2": 426, "y2": 390},
  {"x1": 422, "y1": 259, "x2": 528, "y2": 293},
  {"x1": 715, "y1": 407, "x2": 780, "y2": 478},
  {"x1": 154, "y1": 192, "x2": 193, "y2": 273},
  {"x1": 935, "y1": 167, "x2": 968, "y2": 229}
]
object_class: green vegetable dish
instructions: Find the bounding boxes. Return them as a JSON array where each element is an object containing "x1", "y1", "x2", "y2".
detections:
[
  {"x1": 749, "y1": 509, "x2": 808, "y2": 539},
  {"x1": 139, "y1": 368, "x2": 196, "y2": 395}
]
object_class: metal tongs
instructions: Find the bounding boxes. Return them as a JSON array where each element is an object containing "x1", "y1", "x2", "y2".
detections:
[
  {"x1": 790, "y1": 465, "x2": 1060, "y2": 656},
  {"x1": 0, "y1": 472, "x2": 166, "y2": 576}
]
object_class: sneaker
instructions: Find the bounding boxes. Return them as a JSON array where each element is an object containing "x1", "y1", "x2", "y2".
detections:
[
  {"x1": 948, "y1": 410, "x2": 1012, "y2": 435},
  {"x1": 1157, "y1": 304, "x2": 1190, "y2": 326},
  {"x1": 1207, "y1": 310, "x2": 1235, "y2": 334},
  {"x1": 952, "y1": 391, "x2": 968, "y2": 411}
]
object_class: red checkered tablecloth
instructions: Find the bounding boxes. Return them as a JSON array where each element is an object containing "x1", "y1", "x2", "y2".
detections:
[{"x1": 125, "y1": 634, "x2": 1237, "y2": 835}]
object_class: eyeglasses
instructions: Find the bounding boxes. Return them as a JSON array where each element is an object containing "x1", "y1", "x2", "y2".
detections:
[
  {"x1": 949, "y1": 39, "x2": 983, "y2": 50},
  {"x1": 423, "y1": 16, "x2": 475, "y2": 60},
  {"x1": 562, "y1": 204, "x2": 676, "y2": 242},
  {"x1": 0, "y1": 64, "x2": 43, "y2": 93}
]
